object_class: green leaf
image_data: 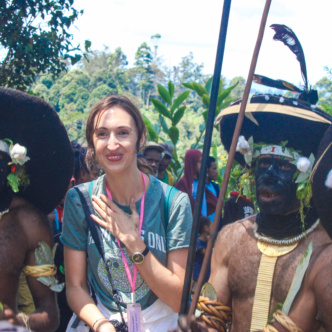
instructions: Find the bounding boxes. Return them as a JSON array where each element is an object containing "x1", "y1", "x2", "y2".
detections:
[
  {"x1": 202, "y1": 94, "x2": 210, "y2": 109},
  {"x1": 199, "y1": 122, "x2": 205, "y2": 132},
  {"x1": 168, "y1": 81, "x2": 174, "y2": 98},
  {"x1": 182, "y1": 82, "x2": 194, "y2": 90},
  {"x1": 205, "y1": 76, "x2": 213, "y2": 94},
  {"x1": 158, "y1": 84, "x2": 172, "y2": 105},
  {"x1": 84, "y1": 40, "x2": 92, "y2": 51},
  {"x1": 151, "y1": 98, "x2": 172, "y2": 119},
  {"x1": 192, "y1": 82, "x2": 208, "y2": 97},
  {"x1": 159, "y1": 114, "x2": 169, "y2": 134},
  {"x1": 202, "y1": 110, "x2": 208, "y2": 123},
  {"x1": 168, "y1": 126, "x2": 179, "y2": 145},
  {"x1": 217, "y1": 82, "x2": 238, "y2": 106},
  {"x1": 171, "y1": 90, "x2": 190, "y2": 112},
  {"x1": 143, "y1": 115, "x2": 158, "y2": 141},
  {"x1": 295, "y1": 172, "x2": 309, "y2": 183},
  {"x1": 172, "y1": 106, "x2": 186, "y2": 126}
]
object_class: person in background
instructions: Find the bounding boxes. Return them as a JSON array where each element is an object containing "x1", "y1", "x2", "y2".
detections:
[
  {"x1": 72, "y1": 142, "x2": 101, "y2": 185},
  {"x1": 222, "y1": 187, "x2": 255, "y2": 227},
  {"x1": 158, "y1": 143, "x2": 175, "y2": 186},
  {"x1": 191, "y1": 216, "x2": 212, "y2": 297},
  {"x1": 205, "y1": 156, "x2": 221, "y2": 225},
  {"x1": 143, "y1": 141, "x2": 164, "y2": 176},
  {"x1": 176, "y1": 150, "x2": 218, "y2": 222}
]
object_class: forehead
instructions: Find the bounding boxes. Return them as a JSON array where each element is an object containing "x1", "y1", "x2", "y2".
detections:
[
  {"x1": 144, "y1": 149, "x2": 161, "y2": 158},
  {"x1": 258, "y1": 154, "x2": 293, "y2": 162},
  {"x1": 95, "y1": 106, "x2": 136, "y2": 128}
]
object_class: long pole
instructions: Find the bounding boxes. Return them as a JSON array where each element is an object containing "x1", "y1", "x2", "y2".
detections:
[
  {"x1": 179, "y1": 0, "x2": 232, "y2": 314},
  {"x1": 188, "y1": 0, "x2": 273, "y2": 318}
]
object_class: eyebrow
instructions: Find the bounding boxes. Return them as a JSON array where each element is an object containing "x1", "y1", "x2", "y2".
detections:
[{"x1": 94, "y1": 126, "x2": 132, "y2": 131}]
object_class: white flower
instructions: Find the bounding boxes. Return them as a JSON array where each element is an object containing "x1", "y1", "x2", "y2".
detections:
[
  {"x1": 10, "y1": 144, "x2": 30, "y2": 165},
  {"x1": 236, "y1": 136, "x2": 251, "y2": 155},
  {"x1": 325, "y1": 169, "x2": 332, "y2": 189},
  {"x1": 296, "y1": 157, "x2": 311, "y2": 173},
  {"x1": 279, "y1": 97, "x2": 285, "y2": 103}
]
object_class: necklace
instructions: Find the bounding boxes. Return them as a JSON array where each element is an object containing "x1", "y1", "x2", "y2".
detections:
[
  {"x1": 253, "y1": 219, "x2": 320, "y2": 245},
  {"x1": 0, "y1": 208, "x2": 9, "y2": 220}
]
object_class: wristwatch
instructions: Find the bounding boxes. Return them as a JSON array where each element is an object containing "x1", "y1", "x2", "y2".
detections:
[{"x1": 131, "y1": 246, "x2": 150, "y2": 264}]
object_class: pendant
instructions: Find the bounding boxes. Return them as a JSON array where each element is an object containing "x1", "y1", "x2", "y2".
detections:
[{"x1": 257, "y1": 240, "x2": 299, "y2": 257}]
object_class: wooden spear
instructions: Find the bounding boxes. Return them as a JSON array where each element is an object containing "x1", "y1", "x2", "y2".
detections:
[{"x1": 187, "y1": 0, "x2": 272, "y2": 319}]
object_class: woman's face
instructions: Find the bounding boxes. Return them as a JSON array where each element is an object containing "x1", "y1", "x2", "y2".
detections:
[{"x1": 93, "y1": 106, "x2": 143, "y2": 175}]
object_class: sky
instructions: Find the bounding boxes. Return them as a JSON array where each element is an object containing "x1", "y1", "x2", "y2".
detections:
[{"x1": 72, "y1": 0, "x2": 332, "y2": 87}]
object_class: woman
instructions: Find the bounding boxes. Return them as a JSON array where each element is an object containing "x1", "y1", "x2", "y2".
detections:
[
  {"x1": 61, "y1": 95, "x2": 192, "y2": 332},
  {"x1": 176, "y1": 150, "x2": 217, "y2": 220}
]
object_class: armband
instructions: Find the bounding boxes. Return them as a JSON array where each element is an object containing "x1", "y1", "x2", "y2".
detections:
[
  {"x1": 196, "y1": 296, "x2": 232, "y2": 332},
  {"x1": 272, "y1": 310, "x2": 303, "y2": 332},
  {"x1": 22, "y1": 242, "x2": 64, "y2": 292}
]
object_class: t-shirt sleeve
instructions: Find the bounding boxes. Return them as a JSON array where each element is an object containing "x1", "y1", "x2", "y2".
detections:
[
  {"x1": 166, "y1": 192, "x2": 192, "y2": 251},
  {"x1": 60, "y1": 187, "x2": 88, "y2": 251}
]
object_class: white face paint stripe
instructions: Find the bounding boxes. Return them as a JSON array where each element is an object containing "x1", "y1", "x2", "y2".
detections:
[{"x1": 0, "y1": 140, "x2": 9, "y2": 155}]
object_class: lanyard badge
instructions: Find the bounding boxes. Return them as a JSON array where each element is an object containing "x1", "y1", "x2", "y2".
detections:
[{"x1": 105, "y1": 172, "x2": 146, "y2": 332}]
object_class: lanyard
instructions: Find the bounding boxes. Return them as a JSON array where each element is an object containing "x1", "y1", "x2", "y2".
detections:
[{"x1": 105, "y1": 172, "x2": 146, "y2": 304}]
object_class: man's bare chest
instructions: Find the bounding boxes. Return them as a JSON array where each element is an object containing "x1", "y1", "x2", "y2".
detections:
[{"x1": 227, "y1": 240, "x2": 307, "y2": 304}]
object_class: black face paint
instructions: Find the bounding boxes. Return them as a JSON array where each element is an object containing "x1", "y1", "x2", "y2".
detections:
[{"x1": 255, "y1": 155, "x2": 298, "y2": 215}]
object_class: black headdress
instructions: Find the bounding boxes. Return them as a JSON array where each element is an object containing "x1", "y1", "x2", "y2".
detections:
[
  {"x1": 0, "y1": 88, "x2": 73, "y2": 214},
  {"x1": 217, "y1": 24, "x2": 331, "y2": 166}
]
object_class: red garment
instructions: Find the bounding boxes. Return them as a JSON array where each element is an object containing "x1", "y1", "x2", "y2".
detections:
[
  {"x1": 176, "y1": 149, "x2": 218, "y2": 215},
  {"x1": 229, "y1": 191, "x2": 252, "y2": 203},
  {"x1": 56, "y1": 205, "x2": 64, "y2": 222}
]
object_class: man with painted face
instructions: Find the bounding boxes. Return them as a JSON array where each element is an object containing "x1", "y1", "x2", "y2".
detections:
[
  {"x1": 0, "y1": 88, "x2": 73, "y2": 331},
  {"x1": 179, "y1": 94, "x2": 332, "y2": 332}
]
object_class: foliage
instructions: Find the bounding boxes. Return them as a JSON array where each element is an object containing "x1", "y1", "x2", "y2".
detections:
[
  {"x1": 148, "y1": 81, "x2": 190, "y2": 176},
  {"x1": 0, "y1": 0, "x2": 91, "y2": 91}
]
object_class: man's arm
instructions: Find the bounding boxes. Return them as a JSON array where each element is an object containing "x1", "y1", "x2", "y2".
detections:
[{"x1": 21, "y1": 205, "x2": 60, "y2": 332}]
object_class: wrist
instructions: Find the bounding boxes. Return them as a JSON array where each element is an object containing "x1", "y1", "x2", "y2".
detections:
[
  {"x1": 93, "y1": 317, "x2": 108, "y2": 331},
  {"x1": 123, "y1": 234, "x2": 146, "y2": 255}
]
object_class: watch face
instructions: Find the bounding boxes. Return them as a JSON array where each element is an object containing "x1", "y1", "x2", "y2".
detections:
[{"x1": 132, "y1": 252, "x2": 144, "y2": 264}]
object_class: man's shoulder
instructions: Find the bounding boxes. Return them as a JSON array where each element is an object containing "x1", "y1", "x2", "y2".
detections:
[{"x1": 10, "y1": 196, "x2": 52, "y2": 241}]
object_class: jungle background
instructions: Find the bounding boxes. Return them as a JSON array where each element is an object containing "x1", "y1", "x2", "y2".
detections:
[{"x1": 1, "y1": 0, "x2": 332, "y2": 185}]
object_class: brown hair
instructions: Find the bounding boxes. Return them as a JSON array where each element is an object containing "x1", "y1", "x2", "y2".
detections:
[{"x1": 85, "y1": 95, "x2": 146, "y2": 171}]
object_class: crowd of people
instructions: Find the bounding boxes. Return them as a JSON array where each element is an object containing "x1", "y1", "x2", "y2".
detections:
[{"x1": 1, "y1": 59, "x2": 332, "y2": 332}]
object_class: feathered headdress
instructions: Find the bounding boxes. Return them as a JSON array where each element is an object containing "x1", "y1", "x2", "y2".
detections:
[{"x1": 253, "y1": 24, "x2": 318, "y2": 104}]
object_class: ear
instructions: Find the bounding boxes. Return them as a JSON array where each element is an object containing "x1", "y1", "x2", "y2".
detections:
[{"x1": 139, "y1": 129, "x2": 146, "y2": 151}]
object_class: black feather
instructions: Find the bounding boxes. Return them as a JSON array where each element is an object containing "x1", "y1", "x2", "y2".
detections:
[
  {"x1": 270, "y1": 24, "x2": 308, "y2": 91},
  {"x1": 253, "y1": 74, "x2": 301, "y2": 93}
]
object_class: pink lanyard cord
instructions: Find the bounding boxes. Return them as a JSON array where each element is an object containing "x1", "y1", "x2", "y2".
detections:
[{"x1": 105, "y1": 172, "x2": 146, "y2": 298}]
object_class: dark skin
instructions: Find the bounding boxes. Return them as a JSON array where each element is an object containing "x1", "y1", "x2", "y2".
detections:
[
  {"x1": 0, "y1": 153, "x2": 59, "y2": 331},
  {"x1": 144, "y1": 149, "x2": 162, "y2": 173},
  {"x1": 176, "y1": 155, "x2": 332, "y2": 331},
  {"x1": 158, "y1": 155, "x2": 171, "y2": 179}
]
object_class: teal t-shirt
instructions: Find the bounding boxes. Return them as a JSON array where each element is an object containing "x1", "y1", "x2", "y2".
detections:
[{"x1": 61, "y1": 174, "x2": 192, "y2": 313}]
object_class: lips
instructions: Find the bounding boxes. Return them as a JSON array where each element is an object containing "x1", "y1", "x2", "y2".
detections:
[{"x1": 106, "y1": 154, "x2": 122, "y2": 161}]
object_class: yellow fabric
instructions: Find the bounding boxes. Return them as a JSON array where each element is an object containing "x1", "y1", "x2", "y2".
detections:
[
  {"x1": 22, "y1": 264, "x2": 56, "y2": 277},
  {"x1": 166, "y1": 169, "x2": 175, "y2": 186},
  {"x1": 17, "y1": 272, "x2": 35, "y2": 315}
]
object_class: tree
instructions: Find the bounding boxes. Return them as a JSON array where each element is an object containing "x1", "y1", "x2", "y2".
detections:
[{"x1": 0, "y1": 0, "x2": 91, "y2": 90}]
